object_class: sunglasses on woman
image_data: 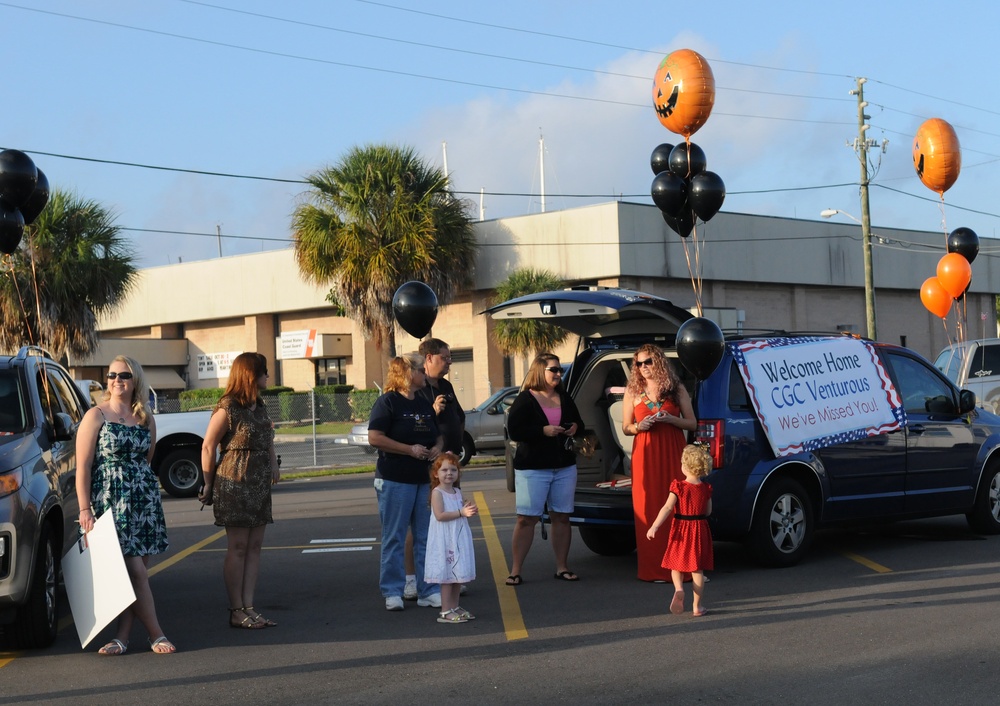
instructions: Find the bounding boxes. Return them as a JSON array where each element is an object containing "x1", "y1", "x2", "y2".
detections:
[
  {"x1": 545, "y1": 366, "x2": 563, "y2": 374},
  {"x1": 106, "y1": 371, "x2": 134, "y2": 380},
  {"x1": 635, "y1": 359, "x2": 655, "y2": 368}
]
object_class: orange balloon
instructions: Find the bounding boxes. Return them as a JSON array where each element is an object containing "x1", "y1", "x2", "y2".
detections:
[
  {"x1": 920, "y1": 277, "x2": 952, "y2": 318},
  {"x1": 652, "y1": 49, "x2": 715, "y2": 139},
  {"x1": 912, "y1": 118, "x2": 961, "y2": 195},
  {"x1": 936, "y1": 252, "x2": 972, "y2": 299}
]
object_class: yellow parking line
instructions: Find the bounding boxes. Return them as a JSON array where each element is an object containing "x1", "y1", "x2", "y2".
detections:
[
  {"x1": 474, "y1": 491, "x2": 528, "y2": 641},
  {"x1": 47, "y1": 530, "x2": 229, "y2": 650},
  {"x1": 837, "y1": 549, "x2": 892, "y2": 573}
]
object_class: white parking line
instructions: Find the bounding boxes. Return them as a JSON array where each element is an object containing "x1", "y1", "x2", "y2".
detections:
[
  {"x1": 304, "y1": 537, "x2": 377, "y2": 554},
  {"x1": 303, "y1": 546, "x2": 373, "y2": 554}
]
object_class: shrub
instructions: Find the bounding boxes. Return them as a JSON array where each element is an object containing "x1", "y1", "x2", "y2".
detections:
[
  {"x1": 349, "y1": 388, "x2": 380, "y2": 421},
  {"x1": 179, "y1": 388, "x2": 224, "y2": 411},
  {"x1": 315, "y1": 384, "x2": 354, "y2": 422}
]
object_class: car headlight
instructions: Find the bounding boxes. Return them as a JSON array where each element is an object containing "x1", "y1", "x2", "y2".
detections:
[{"x1": 0, "y1": 467, "x2": 23, "y2": 499}]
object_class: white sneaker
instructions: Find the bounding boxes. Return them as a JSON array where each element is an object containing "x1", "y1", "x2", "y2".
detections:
[
  {"x1": 417, "y1": 593, "x2": 442, "y2": 608},
  {"x1": 403, "y1": 576, "x2": 417, "y2": 601},
  {"x1": 385, "y1": 596, "x2": 404, "y2": 611}
]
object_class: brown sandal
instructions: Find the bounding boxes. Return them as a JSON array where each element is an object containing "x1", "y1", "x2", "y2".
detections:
[{"x1": 229, "y1": 607, "x2": 265, "y2": 629}]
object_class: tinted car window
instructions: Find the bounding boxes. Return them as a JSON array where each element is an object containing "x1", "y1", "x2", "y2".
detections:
[
  {"x1": 47, "y1": 368, "x2": 85, "y2": 423},
  {"x1": 888, "y1": 352, "x2": 956, "y2": 414},
  {"x1": 0, "y1": 369, "x2": 26, "y2": 433}
]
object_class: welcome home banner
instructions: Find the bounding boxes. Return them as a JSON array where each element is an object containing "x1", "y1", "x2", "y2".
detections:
[{"x1": 732, "y1": 337, "x2": 905, "y2": 458}]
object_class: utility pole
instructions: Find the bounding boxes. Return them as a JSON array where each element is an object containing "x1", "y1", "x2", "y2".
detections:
[
  {"x1": 216, "y1": 224, "x2": 223, "y2": 258},
  {"x1": 851, "y1": 77, "x2": 877, "y2": 340}
]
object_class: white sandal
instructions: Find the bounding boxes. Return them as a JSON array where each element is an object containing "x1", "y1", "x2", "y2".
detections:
[{"x1": 98, "y1": 638, "x2": 128, "y2": 656}]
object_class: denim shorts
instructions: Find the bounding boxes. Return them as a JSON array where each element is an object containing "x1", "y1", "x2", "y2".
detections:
[{"x1": 514, "y1": 465, "x2": 577, "y2": 516}]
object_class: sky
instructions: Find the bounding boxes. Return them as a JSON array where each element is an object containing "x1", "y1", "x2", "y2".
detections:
[{"x1": 2, "y1": 0, "x2": 999, "y2": 270}]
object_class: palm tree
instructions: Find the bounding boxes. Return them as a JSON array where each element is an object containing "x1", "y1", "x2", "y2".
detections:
[
  {"x1": 292, "y1": 144, "x2": 477, "y2": 355},
  {"x1": 492, "y1": 268, "x2": 569, "y2": 356},
  {"x1": 0, "y1": 190, "x2": 136, "y2": 359}
]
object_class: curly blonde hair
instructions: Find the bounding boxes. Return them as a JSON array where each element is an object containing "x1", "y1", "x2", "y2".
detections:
[
  {"x1": 625, "y1": 343, "x2": 681, "y2": 402},
  {"x1": 385, "y1": 353, "x2": 424, "y2": 394},
  {"x1": 681, "y1": 444, "x2": 712, "y2": 477}
]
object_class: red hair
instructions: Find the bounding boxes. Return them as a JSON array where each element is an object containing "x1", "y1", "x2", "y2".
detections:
[{"x1": 428, "y1": 451, "x2": 461, "y2": 497}]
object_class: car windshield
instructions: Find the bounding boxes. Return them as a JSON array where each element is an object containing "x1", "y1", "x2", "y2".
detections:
[
  {"x1": 934, "y1": 345, "x2": 968, "y2": 383},
  {"x1": 0, "y1": 369, "x2": 26, "y2": 434}
]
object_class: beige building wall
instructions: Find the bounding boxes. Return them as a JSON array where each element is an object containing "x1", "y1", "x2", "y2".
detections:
[{"x1": 91, "y1": 202, "x2": 1000, "y2": 408}]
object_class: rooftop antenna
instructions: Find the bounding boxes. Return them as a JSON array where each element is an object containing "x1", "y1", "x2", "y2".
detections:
[
  {"x1": 479, "y1": 188, "x2": 486, "y2": 221},
  {"x1": 538, "y1": 131, "x2": 546, "y2": 213},
  {"x1": 442, "y1": 140, "x2": 449, "y2": 179}
]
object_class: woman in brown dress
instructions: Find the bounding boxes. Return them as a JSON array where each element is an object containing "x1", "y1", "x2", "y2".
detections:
[{"x1": 200, "y1": 352, "x2": 280, "y2": 629}]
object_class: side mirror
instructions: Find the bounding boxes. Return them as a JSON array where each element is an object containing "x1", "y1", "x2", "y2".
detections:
[
  {"x1": 50, "y1": 412, "x2": 74, "y2": 441},
  {"x1": 959, "y1": 389, "x2": 977, "y2": 414}
]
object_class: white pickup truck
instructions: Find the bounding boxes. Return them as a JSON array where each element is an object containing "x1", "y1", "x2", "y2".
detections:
[
  {"x1": 74, "y1": 380, "x2": 211, "y2": 498},
  {"x1": 934, "y1": 338, "x2": 1000, "y2": 413},
  {"x1": 152, "y1": 410, "x2": 213, "y2": 497}
]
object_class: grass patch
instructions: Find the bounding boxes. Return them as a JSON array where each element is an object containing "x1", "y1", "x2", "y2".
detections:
[
  {"x1": 274, "y1": 421, "x2": 356, "y2": 435},
  {"x1": 280, "y1": 455, "x2": 502, "y2": 481}
]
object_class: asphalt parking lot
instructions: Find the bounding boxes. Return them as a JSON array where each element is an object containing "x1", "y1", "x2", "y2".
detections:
[{"x1": 3, "y1": 466, "x2": 1000, "y2": 705}]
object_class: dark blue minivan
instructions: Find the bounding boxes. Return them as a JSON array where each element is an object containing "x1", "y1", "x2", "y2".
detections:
[{"x1": 487, "y1": 287, "x2": 1000, "y2": 567}]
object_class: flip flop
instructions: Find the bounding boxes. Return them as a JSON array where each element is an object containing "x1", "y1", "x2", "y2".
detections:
[
  {"x1": 670, "y1": 590, "x2": 685, "y2": 615},
  {"x1": 693, "y1": 607, "x2": 709, "y2": 617},
  {"x1": 505, "y1": 574, "x2": 523, "y2": 586},
  {"x1": 553, "y1": 570, "x2": 579, "y2": 581},
  {"x1": 149, "y1": 636, "x2": 176, "y2": 654}
]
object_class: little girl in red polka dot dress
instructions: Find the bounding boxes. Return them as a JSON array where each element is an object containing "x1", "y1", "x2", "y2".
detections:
[{"x1": 647, "y1": 444, "x2": 713, "y2": 617}]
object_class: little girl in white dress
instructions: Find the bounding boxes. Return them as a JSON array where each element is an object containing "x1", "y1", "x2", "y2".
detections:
[{"x1": 425, "y1": 452, "x2": 477, "y2": 623}]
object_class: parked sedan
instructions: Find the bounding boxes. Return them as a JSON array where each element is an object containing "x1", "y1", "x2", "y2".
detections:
[{"x1": 341, "y1": 386, "x2": 519, "y2": 466}]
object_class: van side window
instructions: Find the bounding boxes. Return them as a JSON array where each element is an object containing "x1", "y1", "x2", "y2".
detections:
[
  {"x1": 970, "y1": 343, "x2": 1000, "y2": 379},
  {"x1": 727, "y1": 360, "x2": 751, "y2": 410},
  {"x1": 886, "y1": 352, "x2": 956, "y2": 415}
]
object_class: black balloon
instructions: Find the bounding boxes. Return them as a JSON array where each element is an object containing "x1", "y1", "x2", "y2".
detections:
[
  {"x1": 392, "y1": 281, "x2": 438, "y2": 339},
  {"x1": 0, "y1": 149, "x2": 38, "y2": 208},
  {"x1": 0, "y1": 203, "x2": 25, "y2": 254},
  {"x1": 947, "y1": 227, "x2": 979, "y2": 264},
  {"x1": 668, "y1": 142, "x2": 707, "y2": 179},
  {"x1": 662, "y1": 208, "x2": 694, "y2": 238},
  {"x1": 650, "y1": 143, "x2": 674, "y2": 175},
  {"x1": 675, "y1": 317, "x2": 725, "y2": 381},
  {"x1": 651, "y1": 171, "x2": 687, "y2": 216},
  {"x1": 19, "y1": 168, "x2": 49, "y2": 225},
  {"x1": 688, "y1": 171, "x2": 726, "y2": 222}
]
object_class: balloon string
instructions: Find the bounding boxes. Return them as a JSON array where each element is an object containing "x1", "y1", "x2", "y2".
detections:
[
  {"x1": 4, "y1": 253, "x2": 36, "y2": 347},
  {"x1": 692, "y1": 221, "x2": 704, "y2": 309},
  {"x1": 27, "y1": 230, "x2": 46, "y2": 351},
  {"x1": 938, "y1": 195, "x2": 949, "y2": 247},
  {"x1": 680, "y1": 233, "x2": 702, "y2": 316}
]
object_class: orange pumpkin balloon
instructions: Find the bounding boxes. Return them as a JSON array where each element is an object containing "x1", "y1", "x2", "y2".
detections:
[
  {"x1": 912, "y1": 118, "x2": 961, "y2": 195},
  {"x1": 936, "y1": 252, "x2": 972, "y2": 299},
  {"x1": 920, "y1": 277, "x2": 952, "y2": 318},
  {"x1": 652, "y1": 49, "x2": 715, "y2": 140}
]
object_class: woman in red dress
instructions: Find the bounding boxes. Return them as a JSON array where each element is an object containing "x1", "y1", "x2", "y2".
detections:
[
  {"x1": 622, "y1": 344, "x2": 696, "y2": 581},
  {"x1": 647, "y1": 444, "x2": 714, "y2": 616}
]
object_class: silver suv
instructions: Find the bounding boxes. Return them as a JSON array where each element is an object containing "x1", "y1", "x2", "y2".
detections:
[{"x1": 0, "y1": 346, "x2": 86, "y2": 648}]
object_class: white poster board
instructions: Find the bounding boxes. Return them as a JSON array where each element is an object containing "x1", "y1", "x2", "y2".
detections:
[
  {"x1": 732, "y1": 336, "x2": 905, "y2": 457},
  {"x1": 61, "y1": 513, "x2": 136, "y2": 648}
]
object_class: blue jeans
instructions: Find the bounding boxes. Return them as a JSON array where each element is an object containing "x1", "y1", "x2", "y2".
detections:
[{"x1": 375, "y1": 479, "x2": 434, "y2": 599}]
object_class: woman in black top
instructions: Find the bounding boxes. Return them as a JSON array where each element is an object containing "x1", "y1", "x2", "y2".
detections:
[{"x1": 505, "y1": 353, "x2": 585, "y2": 585}]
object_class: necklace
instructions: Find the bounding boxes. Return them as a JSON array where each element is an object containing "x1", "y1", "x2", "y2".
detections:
[{"x1": 109, "y1": 405, "x2": 129, "y2": 423}]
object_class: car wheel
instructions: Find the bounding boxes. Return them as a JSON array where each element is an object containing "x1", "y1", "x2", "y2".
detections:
[
  {"x1": 966, "y1": 461, "x2": 1000, "y2": 534},
  {"x1": 579, "y1": 525, "x2": 637, "y2": 556},
  {"x1": 12, "y1": 523, "x2": 59, "y2": 649},
  {"x1": 749, "y1": 477, "x2": 813, "y2": 567},
  {"x1": 459, "y1": 435, "x2": 474, "y2": 467},
  {"x1": 159, "y1": 448, "x2": 203, "y2": 498}
]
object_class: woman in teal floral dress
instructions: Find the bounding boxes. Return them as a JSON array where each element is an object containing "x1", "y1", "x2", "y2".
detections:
[{"x1": 76, "y1": 356, "x2": 175, "y2": 655}]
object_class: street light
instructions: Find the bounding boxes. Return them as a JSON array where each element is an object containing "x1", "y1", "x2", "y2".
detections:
[{"x1": 821, "y1": 208, "x2": 877, "y2": 339}]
